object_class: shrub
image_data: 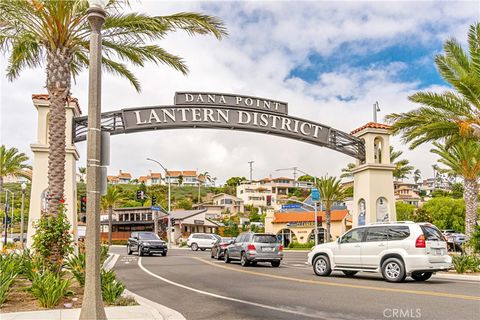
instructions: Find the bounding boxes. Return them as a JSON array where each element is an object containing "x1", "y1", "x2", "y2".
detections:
[
  {"x1": 288, "y1": 241, "x2": 314, "y2": 249},
  {"x1": 65, "y1": 252, "x2": 86, "y2": 286},
  {"x1": 32, "y1": 208, "x2": 73, "y2": 271},
  {"x1": 110, "y1": 240, "x2": 128, "y2": 245},
  {"x1": 452, "y1": 255, "x2": 470, "y2": 273},
  {"x1": 101, "y1": 245, "x2": 109, "y2": 265},
  {"x1": 0, "y1": 254, "x2": 19, "y2": 306},
  {"x1": 179, "y1": 240, "x2": 188, "y2": 247},
  {"x1": 469, "y1": 226, "x2": 480, "y2": 254},
  {"x1": 19, "y1": 251, "x2": 47, "y2": 281},
  {"x1": 101, "y1": 269, "x2": 125, "y2": 304},
  {"x1": 29, "y1": 270, "x2": 71, "y2": 308}
]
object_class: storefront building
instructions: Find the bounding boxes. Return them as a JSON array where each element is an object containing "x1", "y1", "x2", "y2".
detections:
[{"x1": 265, "y1": 209, "x2": 352, "y2": 244}]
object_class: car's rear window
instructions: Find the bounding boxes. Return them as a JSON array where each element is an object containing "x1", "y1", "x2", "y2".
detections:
[
  {"x1": 388, "y1": 226, "x2": 410, "y2": 241},
  {"x1": 253, "y1": 235, "x2": 277, "y2": 243},
  {"x1": 421, "y1": 225, "x2": 445, "y2": 241}
]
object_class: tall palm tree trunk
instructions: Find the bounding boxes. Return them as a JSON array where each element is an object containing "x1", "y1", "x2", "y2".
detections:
[
  {"x1": 46, "y1": 48, "x2": 72, "y2": 217},
  {"x1": 108, "y1": 205, "x2": 113, "y2": 246},
  {"x1": 464, "y1": 178, "x2": 478, "y2": 241}
]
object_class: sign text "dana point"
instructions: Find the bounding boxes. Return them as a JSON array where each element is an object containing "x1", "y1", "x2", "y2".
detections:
[{"x1": 174, "y1": 92, "x2": 288, "y2": 115}]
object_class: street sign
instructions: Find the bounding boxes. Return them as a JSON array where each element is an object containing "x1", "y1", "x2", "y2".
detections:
[
  {"x1": 151, "y1": 206, "x2": 161, "y2": 211},
  {"x1": 311, "y1": 188, "x2": 320, "y2": 201},
  {"x1": 281, "y1": 203, "x2": 302, "y2": 209}
]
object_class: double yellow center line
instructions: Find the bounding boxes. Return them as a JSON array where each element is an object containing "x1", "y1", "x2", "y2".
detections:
[{"x1": 194, "y1": 257, "x2": 480, "y2": 301}]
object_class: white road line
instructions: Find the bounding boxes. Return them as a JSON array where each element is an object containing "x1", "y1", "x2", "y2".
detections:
[{"x1": 138, "y1": 257, "x2": 333, "y2": 319}]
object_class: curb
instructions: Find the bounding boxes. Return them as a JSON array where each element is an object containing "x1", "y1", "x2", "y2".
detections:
[
  {"x1": 124, "y1": 289, "x2": 186, "y2": 320},
  {"x1": 434, "y1": 273, "x2": 480, "y2": 282}
]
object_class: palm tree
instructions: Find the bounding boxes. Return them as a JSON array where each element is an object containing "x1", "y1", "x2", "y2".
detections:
[
  {"x1": 386, "y1": 23, "x2": 480, "y2": 146},
  {"x1": 178, "y1": 174, "x2": 184, "y2": 186},
  {"x1": 316, "y1": 176, "x2": 345, "y2": 242},
  {"x1": 431, "y1": 140, "x2": 480, "y2": 240},
  {"x1": 0, "y1": 0, "x2": 227, "y2": 216},
  {"x1": 0, "y1": 146, "x2": 31, "y2": 211},
  {"x1": 78, "y1": 167, "x2": 86, "y2": 183},
  {"x1": 197, "y1": 171, "x2": 211, "y2": 203},
  {"x1": 102, "y1": 186, "x2": 122, "y2": 246},
  {"x1": 340, "y1": 163, "x2": 356, "y2": 180},
  {"x1": 413, "y1": 169, "x2": 421, "y2": 184}
]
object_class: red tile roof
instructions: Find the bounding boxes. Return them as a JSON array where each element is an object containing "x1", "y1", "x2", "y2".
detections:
[
  {"x1": 32, "y1": 94, "x2": 81, "y2": 113},
  {"x1": 273, "y1": 177, "x2": 293, "y2": 181},
  {"x1": 273, "y1": 210, "x2": 349, "y2": 223},
  {"x1": 167, "y1": 170, "x2": 197, "y2": 177},
  {"x1": 350, "y1": 122, "x2": 392, "y2": 135}
]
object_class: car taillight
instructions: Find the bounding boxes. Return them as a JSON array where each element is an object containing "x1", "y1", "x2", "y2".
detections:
[
  {"x1": 247, "y1": 244, "x2": 256, "y2": 251},
  {"x1": 279, "y1": 245, "x2": 283, "y2": 251},
  {"x1": 416, "y1": 235, "x2": 426, "y2": 248}
]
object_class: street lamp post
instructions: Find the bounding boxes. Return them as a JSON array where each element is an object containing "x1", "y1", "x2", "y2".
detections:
[
  {"x1": 147, "y1": 158, "x2": 172, "y2": 249},
  {"x1": 4, "y1": 189, "x2": 13, "y2": 242},
  {"x1": 80, "y1": 0, "x2": 107, "y2": 319},
  {"x1": 20, "y1": 183, "x2": 26, "y2": 247}
]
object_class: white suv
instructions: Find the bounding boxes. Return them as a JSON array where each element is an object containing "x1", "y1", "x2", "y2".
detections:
[
  {"x1": 307, "y1": 222, "x2": 452, "y2": 282},
  {"x1": 187, "y1": 233, "x2": 220, "y2": 251}
]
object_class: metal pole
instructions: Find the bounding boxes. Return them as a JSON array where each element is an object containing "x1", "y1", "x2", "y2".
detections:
[
  {"x1": 168, "y1": 176, "x2": 171, "y2": 248},
  {"x1": 314, "y1": 201, "x2": 318, "y2": 246},
  {"x1": 80, "y1": 4, "x2": 107, "y2": 320},
  {"x1": 20, "y1": 188, "x2": 25, "y2": 247},
  {"x1": 10, "y1": 193, "x2": 14, "y2": 239},
  {"x1": 4, "y1": 192, "x2": 8, "y2": 245}
]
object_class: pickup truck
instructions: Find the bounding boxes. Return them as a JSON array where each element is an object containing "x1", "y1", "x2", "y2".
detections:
[{"x1": 127, "y1": 231, "x2": 167, "y2": 256}]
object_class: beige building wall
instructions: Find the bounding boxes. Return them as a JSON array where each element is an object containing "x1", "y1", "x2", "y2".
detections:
[
  {"x1": 27, "y1": 97, "x2": 80, "y2": 248},
  {"x1": 352, "y1": 125, "x2": 396, "y2": 227}
]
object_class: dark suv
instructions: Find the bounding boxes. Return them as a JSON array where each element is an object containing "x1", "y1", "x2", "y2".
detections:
[{"x1": 127, "y1": 232, "x2": 167, "y2": 256}]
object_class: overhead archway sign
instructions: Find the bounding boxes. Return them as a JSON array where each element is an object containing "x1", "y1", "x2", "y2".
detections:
[{"x1": 73, "y1": 92, "x2": 365, "y2": 160}]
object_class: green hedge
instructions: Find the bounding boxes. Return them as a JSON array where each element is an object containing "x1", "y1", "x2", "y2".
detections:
[{"x1": 288, "y1": 241, "x2": 314, "y2": 249}]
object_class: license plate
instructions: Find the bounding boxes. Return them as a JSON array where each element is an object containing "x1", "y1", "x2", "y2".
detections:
[
  {"x1": 262, "y1": 247, "x2": 274, "y2": 252},
  {"x1": 432, "y1": 249, "x2": 443, "y2": 255}
]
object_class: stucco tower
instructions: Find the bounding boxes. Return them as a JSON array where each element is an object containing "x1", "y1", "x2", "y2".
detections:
[
  {"x1": 351, "y1": 122, "x2": 396, "y2": 227},
  {"x1": 26, "y1": 95, "x2": 80, "y2": 248}
]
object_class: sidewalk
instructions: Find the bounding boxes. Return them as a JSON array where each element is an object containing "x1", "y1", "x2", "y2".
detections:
[{"x1": 434, "y1": 272, "x2": 480, "y2": 282}]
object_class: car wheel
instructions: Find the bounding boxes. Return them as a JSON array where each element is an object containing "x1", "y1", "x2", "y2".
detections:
[
  {"x1": 251, "y1": 261, "x2": 257, "y2": 266},
  {"x1": 411, "y1": 272, "x2": 432, "y2": 281},
  {"x1": 138, "y1": 246, "x2": 144, "y2": 257},
  {"x1": 224, "y1": 251, "x2": 231, "y2": 263},
  {"x1": 240, "y1": 252, "x2": 250, "y2": 267},
  {"x1": 216, "y1": 250, "x2": 221, "y2": 260},
  {"x1": 381, "y1": 258, "x2": 406, "y2": 283},
  {"x1": 161, "y1": 252, "x2": 167, "y2": 257},
  {"x1": 271, "y1": 261, "x2": 280, "y2": 267},
  {"x1": 200, "y1": 248, "x2": 206, "y2": 251},
  {"x1": 342, "y1": 270, "x2": 358, "y2": 277},
  {"x1": 127, "y1": 245, "x2": 132, "y2": 255},
  {"x1": 191, "y1": 243, "x2": 198, "y2": 251},
  {"x1": 313, "y1": 255, "x2": 332, "y2": 276}
]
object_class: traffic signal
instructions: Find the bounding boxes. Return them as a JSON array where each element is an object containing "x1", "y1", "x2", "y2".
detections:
[
  {"x1": 170, "y1": 218, "x2": 175, "y2": 225},
  {"x1": 80, "y1": 196, "x2": 87, "y2": 213},
  {"x1": 151, "y1": 195, "x2": 157, "y2": 205},
  {"x1": 266, "y1": 195, "x2": 272, "y2": 206},
  {"x1": 136, "y1": 190, "x2": 145, "y2": 200}
]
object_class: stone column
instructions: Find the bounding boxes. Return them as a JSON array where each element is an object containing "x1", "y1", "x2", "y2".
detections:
[{"x1": 27, "y1": 95, "x2": 80, "y2": 248}]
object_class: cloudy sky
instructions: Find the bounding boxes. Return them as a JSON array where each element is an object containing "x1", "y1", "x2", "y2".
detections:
[{"x1": 1, "y1": 0, "x2": 478, "y2": 184}]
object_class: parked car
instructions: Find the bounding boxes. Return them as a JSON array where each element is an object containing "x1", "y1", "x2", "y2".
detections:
[
  {"x1": 442, "y1": 229, "x2": 465, "y2": 251},
  {"x1": 224, "y1": 232, "x2": 283, "y2": 267},
  {"x1": 307, "y1": 222, "x2": 452, "y2": 282},
  {"x1": 187, "y1": 233, "x2": 221, "y2": 251},
  {"x1": 127, "y1": 232, "x2": 167, "y2": 256},
  {"x1": 211, "y1": 237, "x2": 235, "y2": 260}
]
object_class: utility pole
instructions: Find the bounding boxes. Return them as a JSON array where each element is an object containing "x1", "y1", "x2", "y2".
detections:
[
  {"x1": 248, "y1": 161, "x2": 255, "y2": 182},
  {"x1": 373, "y1": 101, "x2": 380, "y2": 123},
  {"x1": 20, "y1": 183, "x2": 26, "y2": 247}
]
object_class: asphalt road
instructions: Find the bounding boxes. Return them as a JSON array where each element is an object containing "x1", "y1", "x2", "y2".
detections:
[{"x1": 111, "y1": 247, "x2": 480, "y2": 320}]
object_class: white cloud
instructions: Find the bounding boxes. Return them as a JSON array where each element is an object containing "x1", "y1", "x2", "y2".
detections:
[{"x1": 0, "y1": 0, "x2": 477, "y2": 184}]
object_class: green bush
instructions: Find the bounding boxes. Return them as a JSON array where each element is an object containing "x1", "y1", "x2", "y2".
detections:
[
  {"x1": 101, "y1": 269, "x2": 125, "y2": 304},
  {"x1": 110, "y1": 240, "x2": 128, "y2": 245},
  {"x1": 19, "y1": 251, "x2": 47, "y2": 281},
  {"x1": 29, "y1": 270, "x2": 71, "y2": 308},
  {"x1": 32, "y1": 208, "x2": 73, "y2": 271},
  {"x1": 0, "y1": 254, "x2": 19, "y2": 306},
  {"x1": 469, "y1": 226, "x2": 480, "y2": 254},
  {"x1": 452, "y1": 254, "x2": 480, "y2": 273},
  {"x1": 288, "y1": 241, "x2": 314, "y2": 249},
  {"x1": 179, "y1": 240, "x2": 188, "y2": 247},
  {"x1": 101, "y1": 245, "x2": 109, "y2": 265},
  {"x1": 65, "y1": 252, "x2": 86, "y2": 286}
]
